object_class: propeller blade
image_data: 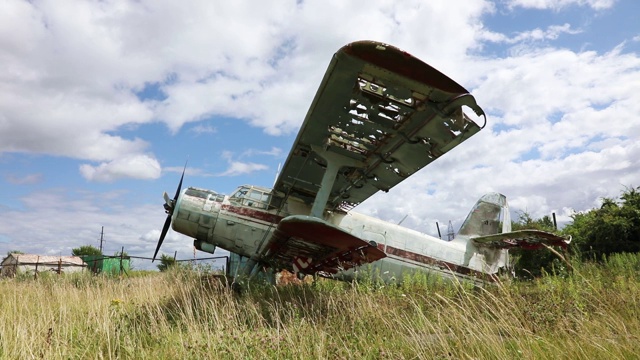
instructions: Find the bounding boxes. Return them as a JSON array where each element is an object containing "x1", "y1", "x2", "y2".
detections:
[
  {"x1": 173, "y1": 162, "x2": 187, "y2": 202},
  {"x1": 153, "y1": 161, "x2": 187, "y2": 262},
  {"x1": 152, "y1": 215, "x2": 172, "y2": 262}
]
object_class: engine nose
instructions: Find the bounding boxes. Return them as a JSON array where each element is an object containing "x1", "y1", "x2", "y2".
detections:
[{"x1": 171, "y1": 187, "x2": 222, "y2": 242}]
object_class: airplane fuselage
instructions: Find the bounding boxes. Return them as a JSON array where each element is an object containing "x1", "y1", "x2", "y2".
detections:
[
  {"x1": 170, "y1": 185, "x2": 503, "y2": 282},
  {"x1": 153, "y1": 41, "x2": 569, "y2": 282}
]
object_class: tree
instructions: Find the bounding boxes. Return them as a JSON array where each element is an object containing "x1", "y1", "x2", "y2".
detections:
[
  {"x1": 72, "y1": 245, "x2": 102, "y2": 257},
  {"x1": 509, "y1": 187, "x2": 640, "y2": 278},
  {"x1": 564, "y1": 186, "x2": 640, "y2": 260},
  {"x1": 157, "y1": 254, "x2": 176, "y2": 272},
  {"x1": 114, "y1": 250, "x2": 130, "y2": 258},
  {"x1": 509, "y1": 211, "x2": 564, "y2": 279}
]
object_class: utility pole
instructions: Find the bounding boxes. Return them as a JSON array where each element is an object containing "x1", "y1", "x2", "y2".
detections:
[{"x1": 99, "y1": 226, "x2": 105, "y2": 253}]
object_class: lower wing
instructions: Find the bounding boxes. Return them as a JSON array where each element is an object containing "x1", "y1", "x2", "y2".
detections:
[
  {"x1": 262, "y1": 215, "x2": 386, "y2": 275},
  {"x1": 472, "y1": 230, "x2": 571, "y2": 250}
]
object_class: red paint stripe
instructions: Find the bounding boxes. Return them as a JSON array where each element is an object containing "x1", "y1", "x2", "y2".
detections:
[
  {"x1": 343, "y1": 41, "x2": 468, "y2": 95},
  {"x1": 379, "y1": 243, "x2": 488, "y2": 278},
  {"x1": 383, "y1": 244, "x2": 470, "y2": 274},
  {"x1": 221, "y1": 204, "x2": 284, "y2": 224}
]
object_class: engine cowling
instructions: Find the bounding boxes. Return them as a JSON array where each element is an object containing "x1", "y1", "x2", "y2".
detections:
[{"x1": 172, "y1": 187, "x2": 223, "y2": 244}]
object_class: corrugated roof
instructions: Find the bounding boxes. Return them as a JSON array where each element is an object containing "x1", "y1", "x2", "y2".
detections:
[{"x1": 4, "y1": 254, "x2": 86, "y2": 266}]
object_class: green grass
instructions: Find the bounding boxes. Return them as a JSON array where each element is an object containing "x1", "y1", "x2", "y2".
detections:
[{"x1": 1, "y1": 255, "x2": 640, "y2": 359}]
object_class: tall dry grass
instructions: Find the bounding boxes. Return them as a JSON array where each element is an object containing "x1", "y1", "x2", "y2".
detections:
[{"x1": 1, "y1": 254, "x2": 639, "y2": 359}]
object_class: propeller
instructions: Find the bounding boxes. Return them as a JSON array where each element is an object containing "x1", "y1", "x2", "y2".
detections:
[{"x1": 152, "y1": 163, "x2": 186, "y2": 262}]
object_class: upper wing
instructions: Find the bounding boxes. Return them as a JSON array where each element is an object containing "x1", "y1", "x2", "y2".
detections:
[
  {"x1": 273, "y1": 41, "x2": 485, "y2": 212},
  {"x1": 262, "y1": 215, "x2": 386, "y2": 275},
  {"x1": 472, "y1": 230, "x2": 572, "y2": 250}
]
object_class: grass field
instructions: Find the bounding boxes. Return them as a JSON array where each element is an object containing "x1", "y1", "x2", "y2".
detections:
[{"x1": 1, "y1": 254, "x2": 639, "y2": 359}]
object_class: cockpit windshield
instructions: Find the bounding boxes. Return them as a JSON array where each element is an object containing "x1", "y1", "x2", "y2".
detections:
[
  {"x1": 229, "y1": 185, "x2": 282, "y2": 210},
  {"x1": 185, "y1": 187, "x2": 224, "y2": 202}
]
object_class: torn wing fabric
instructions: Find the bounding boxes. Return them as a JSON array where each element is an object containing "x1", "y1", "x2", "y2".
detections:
[
  {"x1": 261, "y1": 215, "x2": 386, "y2": 275},
  {"x1": 472, "y1": 230, "x2": 572, "y2": 250}
]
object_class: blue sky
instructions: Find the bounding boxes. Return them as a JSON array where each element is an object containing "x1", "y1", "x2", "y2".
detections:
[{"x1": 1, "y1": 0, "x2": 639, "y2": 268}]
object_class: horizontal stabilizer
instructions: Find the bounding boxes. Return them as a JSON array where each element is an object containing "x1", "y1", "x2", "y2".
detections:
[
  {"x1": 262, "y1": 215, "x2": 386, "y2": 274},
  {"x1": 472, "y1": 230, "x2": 571, "y2": 250}
]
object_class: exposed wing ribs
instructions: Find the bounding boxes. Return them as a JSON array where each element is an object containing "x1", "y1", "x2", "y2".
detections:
[{"x1": 273, "y1": 41, "x2": 485, "y2": 213}]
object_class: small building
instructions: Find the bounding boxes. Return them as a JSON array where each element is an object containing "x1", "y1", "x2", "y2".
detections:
[
  {"x1": 0, "y1": 254, "x2": 87, "y2": 277},
  {"x1": 81, "y1": 255, "x2": 131, "y2": 275}
]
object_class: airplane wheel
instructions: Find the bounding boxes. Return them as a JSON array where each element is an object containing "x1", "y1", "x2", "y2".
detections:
[{"x1": 231, "y1": 281, "x2": 243, "y2": 295}]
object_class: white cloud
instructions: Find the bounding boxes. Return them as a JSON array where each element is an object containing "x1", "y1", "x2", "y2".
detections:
[
  {"x1": 4, "y1": 173, "x2": 43, "y2": 185},
  {"x1": 0, "y1": 0, "x2": 494, "y2": 164},
  {"x1": 0, "y1": 1, "x2": 158, "y2": 161},
  {"x1": 218, "y1": 162, "x2": 269, "y2": 177},
  {"x1": 163, "y1": 165, "x2": 211, "y2": 177},
  {"x1": 80, "y1": 154, "x2": 161, "y2": 182},
  {"x1": 188, "y1": 124, "x2": 217, "y2": 135},
  {"x1": 240, "y1": 147, "x2": 283, "y2": 158},
  {"x1": 217, "y1": 148, "x2": 275, "y2": 176},
  {"x1": 148, "y1": 0, "x2": 494, "y2": 135},
  {"x1": 505, "y1": 0, "x2": 616, "y2": 10},
  {"x1": 480, "y1": 23, "x2": 581, "y2": 44}
]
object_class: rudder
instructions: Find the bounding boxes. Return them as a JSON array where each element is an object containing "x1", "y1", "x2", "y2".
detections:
[{"x1": 457, "y1": 193, "x2": 511, "y2": 237}]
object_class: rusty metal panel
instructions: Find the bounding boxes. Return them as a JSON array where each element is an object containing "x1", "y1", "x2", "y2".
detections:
[
  {"x1": 472, "y1": 230, "x2": 572, "y2": 249},
  {"x1": 263, "y1": 215, "x2": 386, "y2": 274}
]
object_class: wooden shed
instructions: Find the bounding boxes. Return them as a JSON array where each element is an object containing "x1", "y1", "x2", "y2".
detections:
[{"x1": 0, "y1": 254, "x2": 87, "y2": 277}]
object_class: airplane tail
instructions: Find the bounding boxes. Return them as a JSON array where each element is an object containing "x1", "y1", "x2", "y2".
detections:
[
  {"x1": 457, "y1": 192, "x2": 571, "y2": 273},
  {"x1": 457, "y1": 193, "x2": 511, "y2": 238},
  {"x1": 457, "y1": 193, "x2": 511, "y2": 273}
]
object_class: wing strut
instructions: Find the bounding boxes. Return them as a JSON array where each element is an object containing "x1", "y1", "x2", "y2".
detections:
[{"x1": 309, "y1": 145, "x2": 363, "y2": 218}]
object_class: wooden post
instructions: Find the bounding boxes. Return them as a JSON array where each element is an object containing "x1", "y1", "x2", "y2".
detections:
[
  {"x1": 120, "y1": 246, "x2": 124, "y2": 274},
  {"x1": 34, "y1": 256, "x2": 39, "y2": 280}
]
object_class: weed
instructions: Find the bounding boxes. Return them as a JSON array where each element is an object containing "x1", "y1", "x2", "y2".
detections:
[{"x1": 0, "y1": 256, "x2": 639, "y2": 358}]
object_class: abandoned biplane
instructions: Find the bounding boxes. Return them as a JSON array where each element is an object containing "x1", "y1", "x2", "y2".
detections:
[{"x1": 152, "y1": 41, "x2": 570, "y2": 283}]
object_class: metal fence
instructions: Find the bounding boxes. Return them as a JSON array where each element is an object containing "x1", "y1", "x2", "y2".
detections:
[{"x1": 0, "y1": 253, "x2": 230, "y2": 279}]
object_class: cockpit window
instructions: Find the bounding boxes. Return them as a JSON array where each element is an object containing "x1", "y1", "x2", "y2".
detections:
[
  {"x1": 186, "y1": 188, "x2": 219, "y2": 200},
  {"x1": 229, "y1": 186, "x2": 278, "y2": 211},
  {"x1": 270, "y1": 194, "x2": 284, "y2": 210},
  {"x1": 229, "y1": 187, "x2": 249, "y2": 202},
  {"x1": 248, "y1": 190, "x2": 269, "y2": 202},
  {"x1": 244, "y1": 189, "x2": 269, "y2": 209}
]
